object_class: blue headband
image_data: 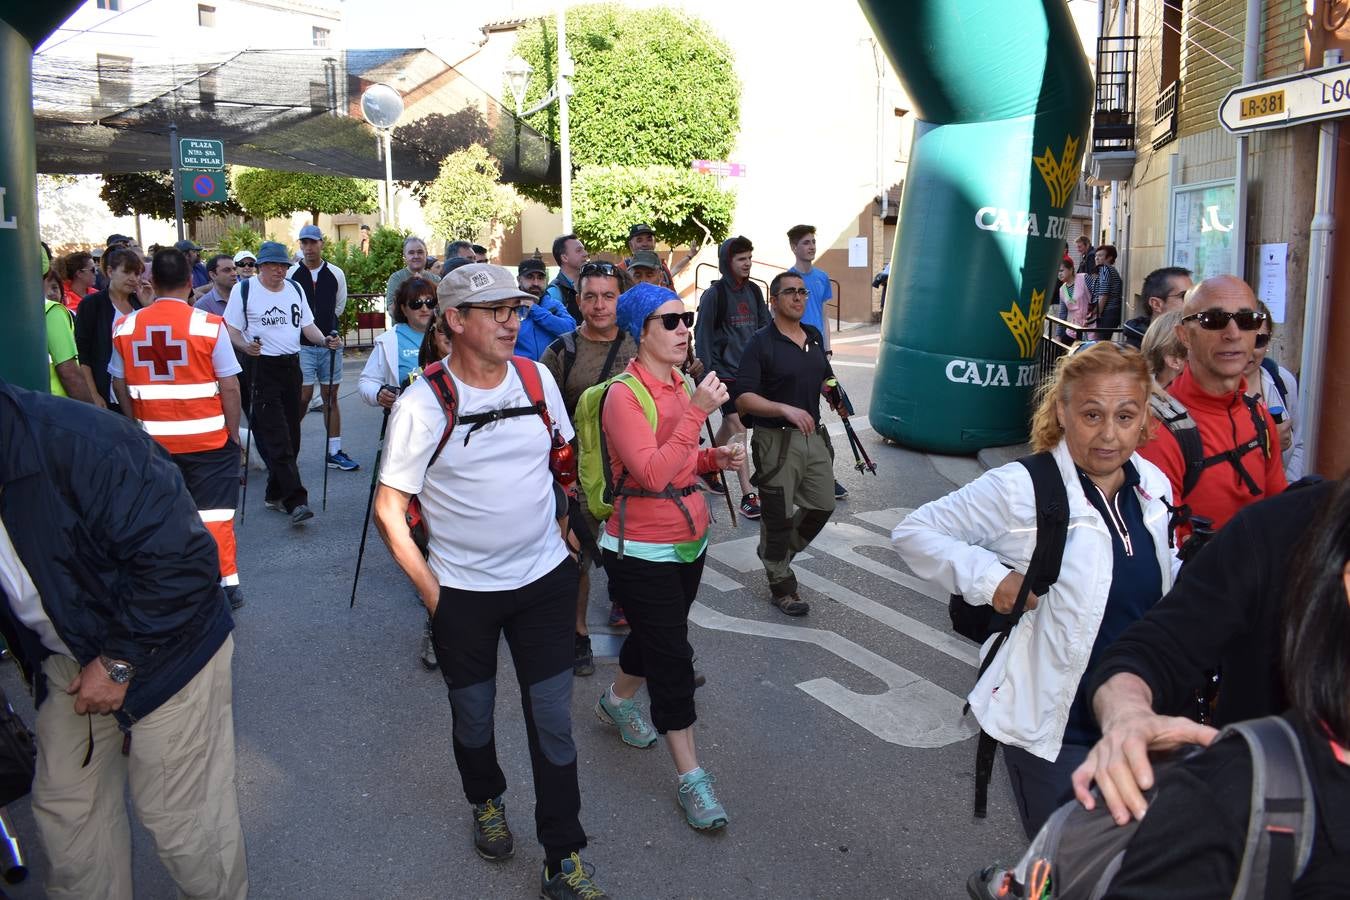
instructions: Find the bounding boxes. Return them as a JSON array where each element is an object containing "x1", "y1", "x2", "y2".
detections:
[{"x1": 615, "y1": 281, "x2": 679, "y2": 343}]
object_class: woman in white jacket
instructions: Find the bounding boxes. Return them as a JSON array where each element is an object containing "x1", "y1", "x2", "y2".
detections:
[
  {"x1": 359, "y1": 275, "x2": 439, "y2": 408},
  {"x1": 893, "y1": 343, "x2": 1179, "y2": 838}
]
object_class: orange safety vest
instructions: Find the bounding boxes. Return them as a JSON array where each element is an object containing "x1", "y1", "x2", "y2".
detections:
[{"x1": 112, "y1": 299, "x2": 230, "y2": 454}]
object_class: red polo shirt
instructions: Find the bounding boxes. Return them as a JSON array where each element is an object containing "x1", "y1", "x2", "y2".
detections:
[
  {"x1": 601, "y1": 359, "x2": 716, "y2": 544},
  {"x1": 1139, "y1": 366, "x2": 1286, "y2": 532}
]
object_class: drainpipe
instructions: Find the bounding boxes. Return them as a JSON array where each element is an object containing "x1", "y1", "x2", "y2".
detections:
[
  {"x1": 1233, "y1": 0, "x2": 1262, "y2": 278},
  {"x1": 1108, "y1": 0, "x2": 1127, "y2": 246},
  {"x1": 1300, "y1": 49, "x2": 1340, "y2": 470}
]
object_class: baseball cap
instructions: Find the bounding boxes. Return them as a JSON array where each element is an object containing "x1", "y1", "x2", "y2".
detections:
[
  {"x1": 628, "y1": 250, "x2": 661, "y2": 271},
  {"x1": 233, "y1": 250, "x2": 257, "y2": 264},
  {"x1": 105, "y1": 233, "x2": 132, "y2": 247},
  {"x1": 254, "y1": 241, "x2": 291, "y2": 266},
  {"x1": 174, "y1": 239, "x2": 203, "y2": 252},
  {"x1": 298, "y1": 224, "x2": 324, "y2": 241},
  {"x1": 628, "y1": 223, "x2": 655, "y2": 240},
  {"x1": 437, "y1": 263, "x2": 533, "y2": 308},
  {"x1": 518, "y1": 257, "x2": 547, "y2": 276}
]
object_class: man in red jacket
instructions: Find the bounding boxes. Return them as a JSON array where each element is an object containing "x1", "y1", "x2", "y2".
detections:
[{"x1": 1139, "y1": 275, "x2": 1285, "y2": 542}]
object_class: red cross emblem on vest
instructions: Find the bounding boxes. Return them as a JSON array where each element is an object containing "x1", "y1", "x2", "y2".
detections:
[{"x1": 131, "y1": 325, "x2": 189, "y2": 381}]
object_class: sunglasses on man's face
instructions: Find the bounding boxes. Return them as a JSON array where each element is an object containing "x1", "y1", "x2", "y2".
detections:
[
  {"x1": 646, "y1": 311, "x2": 694, "y2": 331},
  {"x1": 1181, "y1": 308, "x2": 1267, "y2": 331},
  {"x1": 405, "y1": 297, "x2": 437, "y2": 311},
  {"x1": 580, "y1": 261, "x2": 620, "y2": 278}
]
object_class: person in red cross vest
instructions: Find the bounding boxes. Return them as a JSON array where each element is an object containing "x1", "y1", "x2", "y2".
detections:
[{"x1": 109, "y1": 248, "x2": 247, "y2": 610}]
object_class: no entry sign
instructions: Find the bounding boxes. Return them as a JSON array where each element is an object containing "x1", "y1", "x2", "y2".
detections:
[{"x1": 182, "y1": 170, "x2": 226, "y2": 203}]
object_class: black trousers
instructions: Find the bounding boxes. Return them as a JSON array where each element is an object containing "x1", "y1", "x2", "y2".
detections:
[
  {"x1": 252, "y1": 354, "x2": 307, "y2": 512},
  {"x1": 602, "y1": 549, "x2": 704, "y2": 734},
  {"x1": 431, "y1": 559, "x2": 586, "y2": 858}
]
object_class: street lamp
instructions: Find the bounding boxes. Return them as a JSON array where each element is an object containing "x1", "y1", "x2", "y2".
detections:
[
  {"x1": 505, "y1": 55, "x2": 532, "y2": 115},
  {"x1": 500, "y1": 9, "x2": 574, "y2": 232},
  {"x1": 360, "y1": 82, "x2": 405, "y2": 229}
]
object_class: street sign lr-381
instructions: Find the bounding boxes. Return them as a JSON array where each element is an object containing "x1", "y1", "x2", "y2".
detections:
[
  {"x1": 179, "y1": 138, "x2": 225, "y2": 170},
  {"x1": 1219, "y1": 60, "x2": 1350, "y2": 133},
  {"x1": 181, "y1": 170, "x2": 226, "y2": 203}
]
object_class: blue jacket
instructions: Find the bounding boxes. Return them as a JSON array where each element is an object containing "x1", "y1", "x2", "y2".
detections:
[
  {"x1": 515, "y1": 291, "x2": 577, "y2": 361},
  {"x1": 0, "y1": 380, "x2": 232, "y2": 727}
]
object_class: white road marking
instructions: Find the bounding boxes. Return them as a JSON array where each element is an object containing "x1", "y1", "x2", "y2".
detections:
[
  {"x1": 706, "y1": 531, "x2": 973, "y2": 665},
  {"x1": 830, "y1": 332, "x2": 882, "y2": 345},
  {"x1": 825, "y1": 415, "x2": 870, "y2": 437},
  {"x1": 698, "y1": 566, "x2": 745, "y2": 593},
  {"x1": 689, "y1": 602, "x2": 976, "y2": 749},
  {"x1": 830, "y1": 360, "x2": 877, "y2": 369},
  {"x1": 927, "y1": 454, "x2": 985, "y2": 489},
  {"x1": 852, "y1": 508, "x2": 914, "y2": 531},
  {"x1": 808, "y1": 522, "x2": 949, "y2": 605}
]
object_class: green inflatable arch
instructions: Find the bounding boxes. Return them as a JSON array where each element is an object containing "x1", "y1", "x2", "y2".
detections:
[{"x1": 859, "y1": 0, "x2": 1094, "y2": 453}]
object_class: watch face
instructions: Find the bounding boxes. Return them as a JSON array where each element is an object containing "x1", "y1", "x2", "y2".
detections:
[{"x1": 103, "y1": 659, "x2": 134, "y2": 684}]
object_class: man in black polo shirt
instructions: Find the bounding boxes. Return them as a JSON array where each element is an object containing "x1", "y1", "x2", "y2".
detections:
[{"x1": 733, "y1": 271, "x2": 844, "y2": 617}]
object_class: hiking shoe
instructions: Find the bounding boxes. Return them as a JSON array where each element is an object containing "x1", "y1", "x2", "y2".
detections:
[
  {"x1": 699, "y1": 472, "x2": 728, "y2": 495},
  {"x1": 540, "y1": 853, "x2": 607, "y2": 899},
  {"x1": 573, "y1": 634, "x2": 594, "y2": 677},
  {"x1": 326, "y1": 450, "x2": 360, "y2": 471},
  {"x1": 607, "y1": 603, "x2": 628, "y2": 628},
  {"x1": 739, "y1": 492, "x2": 762, "y2": 519},
  {"x1": 834, "y1": 480, "x2": 849, "y2": 501},
  {"x1": 290, "y1": 504, "x2": 314, "y2": 525},
  {"x1": 595, "y1": 691, "x2": 657, "y2": 749},
  {"x1": 676, "y1": 770, "x2": 728, "y2": 831},
  {"x1": 470, "y1": 795, "x2": 514, "y2": 861},
  {"x1": 263, "y1": 499, "x2": 284, "y2": 513},
  {"x1": 771, "y1": 593, "x2": 810, "y2": 617},
  {"x1": 225, "y1": 585, "x2": 245, "y2": 611},
  {"x1": 420, "y1": 621, "x2": 438, "y2": 671}
]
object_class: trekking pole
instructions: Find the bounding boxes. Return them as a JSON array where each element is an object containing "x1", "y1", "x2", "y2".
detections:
[
  {"x1": 843, "y1": 418, "x2": 878, "y2": 475},
  {"x1": 321, "y1": 330, "x2": 338, "y2": 511},
  {"x1": 704, "y1": 419, "x2": 738, "y2": 526},
  {"x1": 825, "y1": 377, "x2": 877, "y2": 475},
  {"x1": 351, "y1": 403, "x2": 392, "y2": 608},
  {"x1": 239, "y1": 344, "x2": 261, "y2": 520}
]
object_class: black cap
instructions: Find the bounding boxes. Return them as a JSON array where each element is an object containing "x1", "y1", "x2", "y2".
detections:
[
  {"x1": 174, "y1": 239, "x2": 203, "y2": 252},
  {"x1": 627, "y1": 223, "x2": 655, "y2": 240},
  {"x1": 518, "y1": 257, "x2": 547, "y2": 275},
  {"x1": 105, "y1": 233, "x2": 132, "y2": 247}
]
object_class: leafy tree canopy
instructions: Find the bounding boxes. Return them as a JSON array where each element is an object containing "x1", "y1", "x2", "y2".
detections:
[
  {"x1": 511, "y1": 4, "x2": 740, "y2": 207},
  {"x1": 423, "y1": 145, "x2": 523, "y2": 246},
  {"x1": 232, "y1": 167, "x2": 377, "y2": 224},
  {"x1": 100, "y1": 171, "x2": 242, "y2": 224},
  {"x1": 571, "y1": 164, "x2": 734, "y2": 254}
]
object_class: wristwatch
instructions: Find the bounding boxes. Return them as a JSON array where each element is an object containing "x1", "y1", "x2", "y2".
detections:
[{"x1": 99, "y1": 656, "x2": 135, "y2": 684}]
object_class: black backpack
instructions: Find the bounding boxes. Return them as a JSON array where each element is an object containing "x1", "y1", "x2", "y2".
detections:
[
  {"x1": 948, "y1": 451, "x2": 1070, "y2": 817},
  {"x1": 1149, "y1": 390, "x2": 1272, "y2": 502},
  {"x1": 1259, "y1": 357, "x2": 1290, "y2": 409},
  {"x1": 967, "y1": 715, "x2": 1314, "y2": 900}
]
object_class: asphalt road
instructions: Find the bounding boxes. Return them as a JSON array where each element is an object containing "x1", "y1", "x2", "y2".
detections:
[{"x1": 1, "y1": 324, "x2": 1029, "y2": 898}]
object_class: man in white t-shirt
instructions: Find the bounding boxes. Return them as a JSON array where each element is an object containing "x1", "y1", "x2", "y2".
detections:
[
  {"x1": 373, "y1": 263, "x2": 606, "y2": 899},
  {"x1": 224, "y1": 241, "x2": 341, "y2": 525}
]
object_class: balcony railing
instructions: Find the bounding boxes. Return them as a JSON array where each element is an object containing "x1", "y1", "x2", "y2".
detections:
[
  {"x1": 1153, "y1": 79, "x2": 1180, "y2": 150},
  {"x1": 1093, "y1": 35, "x2": 1139, "y2": 154}
]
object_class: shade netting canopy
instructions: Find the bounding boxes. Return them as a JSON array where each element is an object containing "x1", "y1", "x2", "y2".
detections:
[{"x1": 32, "y1": 46, "x2": 559, "y2": 184}]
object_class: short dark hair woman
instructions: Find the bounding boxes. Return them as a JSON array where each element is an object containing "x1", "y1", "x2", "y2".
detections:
[{"x1": 1100, "y1": 477, "x2": 1350, "y2": 895}]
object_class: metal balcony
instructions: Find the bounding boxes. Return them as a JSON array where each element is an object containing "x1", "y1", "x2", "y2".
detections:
[
  {"x1": 1153, "y1": 79, "x2": 1180, "y2": 150},
  {"x1": 1090, "y1": 34, "x2": 1139, "y2": 181}
]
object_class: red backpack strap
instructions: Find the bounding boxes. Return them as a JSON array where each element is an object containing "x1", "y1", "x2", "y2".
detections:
[
  {"x1": 421, "y1": 360, "x2": 458, "y2": 467},
  {"x1": 509, "y1": 356, "x2": 553, "y2": 432}
]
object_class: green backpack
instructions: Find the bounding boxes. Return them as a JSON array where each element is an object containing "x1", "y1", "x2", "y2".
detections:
[{"x1": 574, "y1": 368, "x2": 698, "y2": 550}]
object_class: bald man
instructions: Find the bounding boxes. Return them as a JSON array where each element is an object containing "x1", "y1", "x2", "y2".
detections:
[{"x1": 1138, "y1": 275, "x2": 1286, "y2": 539}]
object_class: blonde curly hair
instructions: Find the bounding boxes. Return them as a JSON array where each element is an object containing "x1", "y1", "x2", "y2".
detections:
[{"x1": 1029, "y1": 342, "x2": 1155, "y2": 452}]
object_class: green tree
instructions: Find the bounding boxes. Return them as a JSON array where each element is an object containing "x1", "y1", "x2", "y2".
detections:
[
  {"x1": 232, "y1": 167, "x2": 377, "y2": 224},
  {"x1": 422, "y1": 145, "x2": 523, "y2": 246},
  {"x1": 100, "y1": 171, "x2": 243, "y2": 223},
  {"x1": 510, "y1": 4, "x2": 740, "y2": 211},
  {"x1": 571, "y1": 165, "x2": 734, "y2": 254}
]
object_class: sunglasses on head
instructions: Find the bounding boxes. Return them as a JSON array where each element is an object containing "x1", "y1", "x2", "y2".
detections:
[
  {"x1": 580, "y1": 261, "x2": 620, "y2": 278},
  {"x1": 1181, "y1": 308, "x2": 1267, "y2": 331},
  {"x1": 645, "y1": 311, "x2": 694, "y2": 330},
  {"x1": 405, "y1": 297, "x2": 437, "y2": 311}
]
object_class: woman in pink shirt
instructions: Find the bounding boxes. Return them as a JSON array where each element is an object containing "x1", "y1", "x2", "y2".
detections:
[{"x1": 594, "y1": 283, "x2": 744, "y2": 832}]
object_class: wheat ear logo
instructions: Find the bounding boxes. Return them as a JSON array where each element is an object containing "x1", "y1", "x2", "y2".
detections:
[
  {"x1": 1000, "y1": 289, "x2": 1045, "y2": 359},
  {"x1": 1033, "y1": 135, "x2": 1082, "y2": 208}
]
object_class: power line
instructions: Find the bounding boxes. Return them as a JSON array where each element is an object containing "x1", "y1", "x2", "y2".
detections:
[{"x1": 38, "y1": 0, "x2": 161, "y2": 55}]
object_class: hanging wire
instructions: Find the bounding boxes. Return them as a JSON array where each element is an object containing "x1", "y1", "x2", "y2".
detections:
[{"x1": 37, "y1": 0, "x2": 160, "y2": 55}]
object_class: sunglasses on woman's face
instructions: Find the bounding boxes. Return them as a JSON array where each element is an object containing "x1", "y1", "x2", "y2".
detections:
[
  {"x1": 405, "y1": 297, "x2": 437, "y2": 311},
  {"x1": 646, "y1": 311, "x2": 694, "y2": 331},
  {"x1": 1180, "y1": 308, "x2": 1267, "y2": 331}
]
